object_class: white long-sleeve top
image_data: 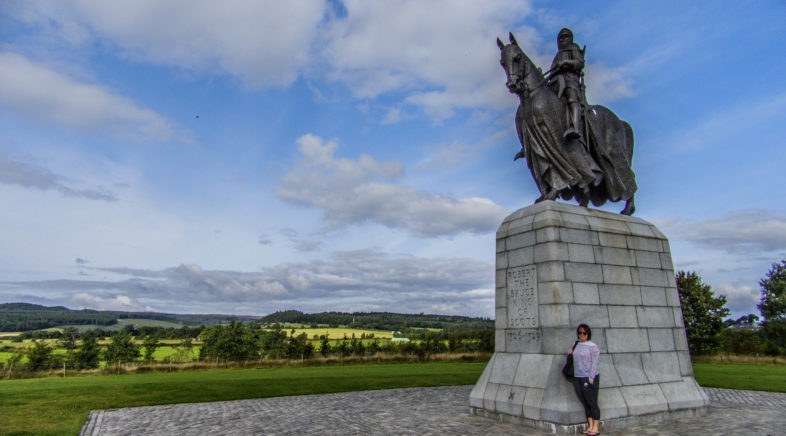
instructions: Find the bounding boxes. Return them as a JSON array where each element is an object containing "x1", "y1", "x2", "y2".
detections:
[{"x1": 573, "y1": 340, "x2": 600, "y2": 380}]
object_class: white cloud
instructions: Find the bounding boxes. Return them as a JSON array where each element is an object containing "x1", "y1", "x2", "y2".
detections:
[
  {"x1": 584, "y1": 63, "x2": 635, "y2": 104},
  {"x1": 0, "y1": 153, "x2": 117, "y2": 201},
  {"x1": 71, "y1": 292, "x2": 149, "y2": 312},
  {"x1": 0, "y1": 52, "x2": 179, "y2": 140},
  {"x1": 4, "y1": 250, "x2": 495, "y2": 316},
  {"x1": 275, "y1": 134, "x2": 507, "y2": 237},
  {"x1": 13, "y1": 0, "x2": 327, "y2": 88},
  {"x1": 660, "y1": 211, "x2": 786, "y2": 253},
  {"x1": 321, "y1": 0, "x2": 531, "y2": 119}
]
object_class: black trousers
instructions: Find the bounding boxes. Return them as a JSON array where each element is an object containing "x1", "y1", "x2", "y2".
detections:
[{"x1": 572, "y1": 375, "x2": 600, "y2": 420}]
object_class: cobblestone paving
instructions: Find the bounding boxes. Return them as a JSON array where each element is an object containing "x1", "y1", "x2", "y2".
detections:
[{"x1": 81, "y1": 386, "x2": 786, "y2": 435}]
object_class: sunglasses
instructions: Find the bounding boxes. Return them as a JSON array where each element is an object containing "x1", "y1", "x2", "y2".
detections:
[{"x1": 577, "y1": 331, "x2": 588, "y2": 335}]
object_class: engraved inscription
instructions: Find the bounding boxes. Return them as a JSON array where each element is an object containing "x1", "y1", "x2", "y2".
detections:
[
  {"x1": 505, "y1": 328, "x2": 542, "y2": 353},
  {"x1": 507, "y1": 265, "x2": 538, "y2": 328}
]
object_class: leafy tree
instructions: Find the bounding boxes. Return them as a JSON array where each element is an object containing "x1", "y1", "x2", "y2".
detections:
[
  {"x1": 27, "y1": 341, "x2": 54, "y2": 371},
  {"x1": 676, "y1": 271, "x2": 730, "y2": 355},
  {"x1": 74, "y1": 333, "x2": 101, "y2": 369},
  {"x1": 319, "y1": 336, "x2": 331, "y2": 357},
  {"x1": 758, "y1": 261, "x2": 786, "y2": 354},
  {"x1": 58, "y1": 327, "x2": 80, "y2": 368},
  {"x1": 199, "y1": 318, "x2": 259, "y2": 362},
  {"x1": 104, "y1": 331, "x2": 141, "y2": 366},
  {"x1": 758, "y1": 261, "x2": 786, "y2": 320},
  {"x1": 142, "y1": 335, "x2": 159, "y2": 363}
]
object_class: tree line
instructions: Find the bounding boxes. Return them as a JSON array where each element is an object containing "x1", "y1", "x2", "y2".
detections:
[
  {"x1": 259, "y1": 310, "x2": 494, "y2": 331},
  {"x1": 678, "y1": 260, "x2": 786, "y2": 356}
]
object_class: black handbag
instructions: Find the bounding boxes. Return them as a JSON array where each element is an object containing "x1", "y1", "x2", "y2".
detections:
[{"x1": 562, "y1": 341, "x2": 579, "y2": 380}]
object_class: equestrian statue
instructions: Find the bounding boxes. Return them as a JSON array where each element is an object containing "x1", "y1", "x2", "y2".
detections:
[{"x1": 497, "y1": 29, "x2": 637, "y2": 215}]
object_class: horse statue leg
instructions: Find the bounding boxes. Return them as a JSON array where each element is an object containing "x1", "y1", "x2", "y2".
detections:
[{"x1": 621, "y1": 196, "x2": 635, "y2": 216}]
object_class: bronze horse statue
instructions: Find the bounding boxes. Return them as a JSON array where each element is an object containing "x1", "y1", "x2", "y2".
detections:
[{"x1": 498, "y1": 33, "x2": 637, "y2": 215}]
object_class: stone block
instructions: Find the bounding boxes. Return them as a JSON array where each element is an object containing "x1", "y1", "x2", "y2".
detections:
[
  {"x1": 607, "y1": 329, "x2": 649, "y2": 353},
  {"x1": 496, "y1": 252, "x2": 508, "y2": 270},
  {"x1": 506, "y1": 231, "x2": 536, "y2": 250},
  {"x1": 534, "y1": 241, "x2": 569, "y2": 263},
  {"x1": 496, "y1": 238, "x2": 505, "y2": 253},
  {"x1": 608, "y1": 306, "x2": 638, "y2": 328},
  {"x1": 495, "y1": 287, "x2": 506, "y2": 309},
  {"x1": 573, "y1": 282, "x2": 599, "y2": 304},
  {"x1": 538, "y1": 281, "x2": 573, "y2": 304},
  {"x1": 586, "y1": 215, "x2": 630, "y2": 234},
  {"x1": 642, "y1": 352, "x2": 681, "y2": 383},
  {"x1": 469, "y1": 360, "x2": 493, "y2": 408},
  {"x1": 489, "y1": 353, "x2": 520, "y2": 385},
  {"x1": 665, "y1": 286, "x2": 680, "y2": 307},
  {"x1": 660, "y1": 253, "x2": 674, "y2": 271},
  {"x1": 513, "y1": 354, "x2": 554, "y2": 389},
  {"x1": 561, "y1": 212, "x2": 590, "y2": 229},
  {"x1": 635, "y1": 250, "x2": 662, "y2": 268},
  {"x1": 673, "y1": 307, "x2": 685, "y2": 327},
  {"x1": 522, "y1": 387, "x2": 545, "y2": 420},
  {"x1": 599, "y1": 387, "x2": 629, "y2": 419},
  {"x1": 565, "y1": 262, "x2": 603, "y2": 283},
  {"x1": 508, "y1": 246, "x2": 534, "y2": 267},
  {"x1": 559, "y1": 227, "x2": 599, "y2": 245},
  {"x1": 567, "y1": 243, "x2": 596, "y2": 263},
  {"x1": 602, "y1": 265, "x2": 633, "y2": 285},
  {"x1": 631, "y1": 267, "x2": 669, "y2": 287},
  {"x1": 677, "y1": 351, "x2": 693, "y2": 376},
  {"x1": 506, "y1": 216, "x2": 534, "y2": 236},
  {"x1": 483, "y1": 382, "x2": 501, "y2": 411},
  {"x1": 590, "y1": 328, "x2": 608, "y2": 353},
  {"x1": 599, "y1": 284, "x2": 642, "y2": 306},
  {"x1": 541, "y1": 327, "x2": 576, "y2": 354},
  {"x1": 626, "y1": 236, "x2": 662, "y2": 252},
  {"x1": 570, "y1": 305, "x2": 610, "y2": 328},
  {"x1": 641, "y1": 286, "x2": 667, "y2": 306},
  {"x1": 659, "y1": 377, "x2": 707, "y2": 410},
  {"x1": 593, "y1": 246, "x2": 635, "y2": 266},
  {"x1": 539, "y1": 304, "x2": 570, "y2": 327},
  {"x1": 506, "y1": 329, "x2": 543, "y2": 353},
  {"x1": 598, "y1": 231, "x2": 628, "y2": 248},
  {"x1": 533, "y1": 210, "x2": 564, "y2": 229},
  {"x1": 625, "y1": 222, "x2": 657, "y2": 237},
  {"x1": 496, "y1": 221, "x2": 510, "y2": 239},
  {"x1": 540, "y1": 357, "x2": 587, "y2": 424},
  {"x1": 538, "y1": 261, "x2": 566, "y2": 282},
  {"x1": 495, "y1": 328, "x2": 506, "y2": 352},
  {"x1": 673, "y1": 328, "x2": 689, "y2": 352},
  {"x1": 598, "y1": 354, "x2": 622, "y2": 388},
  {"x1": 648, "y1": 328, "x2": 676, "y2": 351},
  {"x1": 536, "y1": 226, "x2": 560, "y2": 243},
  {"x1": 620, "y1": 384, "x2": 669, "y2": 415},
  {"x1": 636, "y1": 307, "x2": 676, "y2": 328},
  {"x1": 496, "y1": 268, "x2": 507, "y2": 289},
  {"x1": 495, "y1": 308, "x2": 507, "y2": 330},
  {"x1": 612, "y1": 353, "x2": 649, "y2": 386},
  {"x1": 495, "y1": 385, "x2": 526, "y2": 416}
]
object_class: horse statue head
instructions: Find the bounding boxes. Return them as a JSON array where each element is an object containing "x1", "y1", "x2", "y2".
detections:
[{"x1": 497, "y1": 33, "x2": 543, "y2": 97}]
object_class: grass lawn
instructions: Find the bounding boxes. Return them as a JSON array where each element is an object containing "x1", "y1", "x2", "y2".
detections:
[
  {"x1": 0, "y1": 361, "x2": 486, "y2": 435},
  {"x1": 693, "y1": 362, "x2": 786, "y2": 393}
]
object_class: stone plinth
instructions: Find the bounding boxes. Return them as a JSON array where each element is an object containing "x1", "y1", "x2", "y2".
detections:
[{"x1": 470, "y1": 201, "x2": 708, "y2": 432}]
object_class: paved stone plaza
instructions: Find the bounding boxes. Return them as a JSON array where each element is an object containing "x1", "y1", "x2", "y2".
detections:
[{"x1": 81, "y1": 385, "x2": 786, "y2": 435}]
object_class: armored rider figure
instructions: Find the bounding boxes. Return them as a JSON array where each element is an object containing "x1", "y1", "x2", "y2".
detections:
[{"x1": 548, "y1": 28, "x2": 586, "y2": 141}]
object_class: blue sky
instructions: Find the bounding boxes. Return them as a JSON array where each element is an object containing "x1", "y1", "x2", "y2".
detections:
[{"x1": 1, "y1": 0, "x2": 784, "y2": 319}]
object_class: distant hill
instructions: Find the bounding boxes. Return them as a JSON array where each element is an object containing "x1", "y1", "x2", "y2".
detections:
[
  {"x1": 0, "y1": 303, "x2": 251, "y2": 332},
  {"x1": 259, "y1": 310, "x2": 493, "y2": 331}
]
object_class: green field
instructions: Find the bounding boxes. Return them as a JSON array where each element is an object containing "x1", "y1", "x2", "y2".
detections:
[
  {"x1": 693, "y1": 362, "x2": 786, "y2": 392},
  {"x1": 0, "y1": 361, "x2": 486, "y2": 435},
  {"x1": 264, "y1": 327, "x2": 394, "y2": 339}
]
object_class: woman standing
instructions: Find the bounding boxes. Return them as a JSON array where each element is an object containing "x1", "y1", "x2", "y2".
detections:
[{"x1": 569, "y1": 323, "x2": 600, "y2": 435}]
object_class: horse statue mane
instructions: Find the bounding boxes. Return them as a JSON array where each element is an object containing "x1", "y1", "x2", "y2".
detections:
[{"x1": 497, "y1": 32, "x2": 637, "y2": 215}]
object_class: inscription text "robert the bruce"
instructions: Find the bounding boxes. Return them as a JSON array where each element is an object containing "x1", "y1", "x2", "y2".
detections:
[{"x1": 507, "y1": 265, "x2": 538, "y2": 328}]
